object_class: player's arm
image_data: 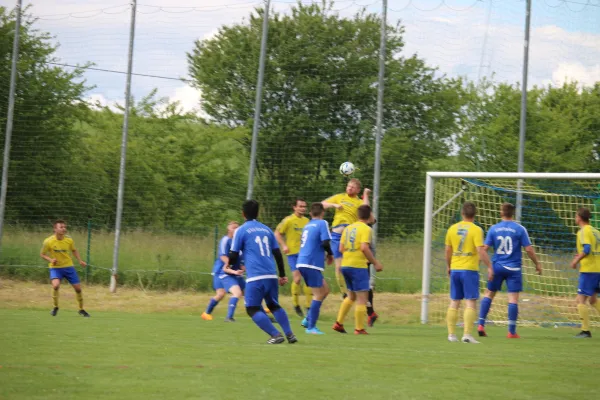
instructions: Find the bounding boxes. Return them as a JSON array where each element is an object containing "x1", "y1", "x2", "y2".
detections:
[
  {"x1": 72, "y1": 248, "x2": 87, "y2": 267},
  {"x1": 322, "y1": 239, "x2": 334, "y2": 265},
  {"x1": 274, "y1": 230, "x2": 289, "y2": 254},
  {"x1": 570, "y1": 245, "x2": 591, "y2": 269},
  {"x1": 445, "y1": 245, "x2": 452, "y2": 276},
  {"x1": 477, "y1": 246, "x2": 493, "y2": 281},
  {"x1": 40, "y1": 241, "x2": 57, "y2": 266},
  {"x1": 360, "y1": 242, "x2": 382, "y2": 271},
  {"x1": 322, "y1": 194, "x2": 342, "y2": 210},
  {"x1": 524, "y1": 245, "x2": 542, "y2": 275}
]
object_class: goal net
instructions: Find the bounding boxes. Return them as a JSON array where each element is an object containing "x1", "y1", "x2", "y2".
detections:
[{"x1": 421, "y1": 172, "x2": 600, "y2": 327}]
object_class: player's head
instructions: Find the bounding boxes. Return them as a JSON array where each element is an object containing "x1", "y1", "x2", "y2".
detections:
[
  {"x1": 310, "y1": 202, "x2": 325, "y2": 219},
  {"x1": 461, "y1": 202, "x2": 476, "y2": 220},
  {"x1": 576, "y1": 207, "x2": 591, "y2": 225},
  {"x1": 53, "y1": 219, "x2": 67, "y2": 235},
  {"x1": 500, "y1": 203, "x2": 515, "y2": 219},
  {"x1": 346, "y1": 178, "x2": 361, "y2": 196},
  {"x1": 292, "y1": 198, "x2": 307, "y2": 216},
  {"x1": 226, "y1": 220, "x2": 239, "y2": 237},
  {"x1": 358, "y1": 204, "x2": 372, "y2": 221},
  {"x1": 242, "y1": 200, "x2": 259, "y2": 220}
]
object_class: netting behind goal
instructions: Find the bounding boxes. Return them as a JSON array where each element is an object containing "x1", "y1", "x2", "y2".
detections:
[{"x1": 424, "y1": 174, "x2": 600, "y2": 327}]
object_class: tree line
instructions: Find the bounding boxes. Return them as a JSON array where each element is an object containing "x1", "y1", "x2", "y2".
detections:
[{"x1": 0, "y1": 2, "x2": 598, "y2": 237}]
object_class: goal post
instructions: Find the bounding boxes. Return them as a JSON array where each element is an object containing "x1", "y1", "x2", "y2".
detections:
[{"x1": 421, "y1": 172, "x2": 600, "y2": 325}]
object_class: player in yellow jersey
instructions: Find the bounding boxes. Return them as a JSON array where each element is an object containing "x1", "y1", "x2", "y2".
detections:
[
  {"x1": 40, "y1": 220, "x2": 89, "y2": 317},
  {"x1": 322, "y1": 178, "x2": 371, "y2": 298},
  {"x1": 445, "y1": 202, "x2": 492, "y2": 343},
  {"x1": 332, "y1": 205, "x2": 383, "y2": 335},
  {"x1": 570, "y1": 207, "x2": 600, "y2": 338},
  {"x1": 275, "y1": 198, "x2": 311, "y2": 319}
]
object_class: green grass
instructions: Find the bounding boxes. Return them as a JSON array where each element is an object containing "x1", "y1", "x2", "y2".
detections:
[{"x1": 0, "y1": 308, "x2": 597, "y2": 400}]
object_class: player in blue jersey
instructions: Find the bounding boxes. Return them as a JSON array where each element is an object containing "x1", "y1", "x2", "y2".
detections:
[
  {"x1": 477, "y1": 203, "x2": 541, "y2": 338},
  {"x1": 297, "y1": 203, "x2": 334, "y2": 334},
  {"x1": 202, "y1": 221, "x2": 239, "y2": 321},
  {"x1": 228, "y1": 200, "x2": 297, "y2": 344}
]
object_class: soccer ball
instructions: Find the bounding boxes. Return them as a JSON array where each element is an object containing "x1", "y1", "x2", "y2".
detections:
[{"x1": 339, "y1": 161, "x2": 355, "y2": 176}]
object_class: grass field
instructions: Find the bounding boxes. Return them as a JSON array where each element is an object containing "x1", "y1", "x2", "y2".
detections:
[{"x1": 0, "y1": 280, "x2": 598, "y2": 400}]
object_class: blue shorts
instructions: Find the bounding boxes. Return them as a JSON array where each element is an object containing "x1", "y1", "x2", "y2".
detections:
[
  {"x1": 245, "y1": 278, "x2": 280, "y2": 308},
  {"x1": 578, "y1": 273, "x2": 600, "y2": 297},
  {"x1": 49, "y1": 267, "x2": 80, "y2": 285},
  {"x1": 212, "y1": 274, "x2": 224, "y2": 291},
  {"x1": 450, "y1": 270, "x2": 480, "y2": 300},
  {"x1": 299, "y1": 267, "x2": 324, "y2": 288},
  {"x1": 287, "y1": 254, "x2": 299, "y2": 272},
  {"x1": 341, "y1": 267, "x2": 370, "y2": 292},
  {"x1": 220, "y1": 275, "x2": 246, "y2": 292},
  {"x1": 487, "y1": 265, "x2": 522, "y2": 293},
  {"x1": 331, "y1": 232, "x2": 343, "y2": 259}
]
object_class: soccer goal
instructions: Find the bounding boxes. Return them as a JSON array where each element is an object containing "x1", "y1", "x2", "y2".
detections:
[{"x1": 421, "y1": 172, "x2": 600, "y2": 326}]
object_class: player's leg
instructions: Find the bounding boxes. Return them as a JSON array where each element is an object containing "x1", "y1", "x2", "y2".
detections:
[
  {"x1": 461, "y1": 271, "x2": 480, "y2": 343},
  {"x1": 202, "y1": 275, "x2": 225, "y2": 320},
  {"x1": 575, "y1": 272, "x2": 597, "y2": 338},
  {"x1": 334, "y1": 267, "x2": 355, "y2": 333},
  {"x1": 64, "y1": 267, "x2": 89, "y2": 317},
  {"x1": 245, "y1": 280, "x2": 283, "y2": 343},
  {"x1": 49, "y1": 268, "x2": 61, "y2": 316},
  {"x1": 505, "y1": 271, "x2": 522, "y2": 338},
  {"x1": 288, "y1": 255, "x2": 303, "y2": 317},
  {"x1": 302, "y1": 269, "x2": 329, "y2": 333},
  {"x1": 264, "y1": 279, "x2": 296, "y2": 343},
  {"x1": 367, "y1": 264, "x2": 378, "y2": 327},
  {"x1": 225, "y1": 281, "x2": 243, "y2": 322},
  {"x1": 587, "y1": 274, "x2": 600, "y2": 314},
  {"x1": 303, "y1": 279, "x2": 312, "y2": 313},
  {"x1": 446, "y1": 271, "x2": 462, "y2": 342},
  {"x1": 331, "y1": 233, "x2": 347, "y2": 298},
  {"x1": 478, "y1": 269, "x2": 501, "y2": 336}
]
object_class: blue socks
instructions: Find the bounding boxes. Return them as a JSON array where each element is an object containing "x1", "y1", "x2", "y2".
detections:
[
  {"x1": 206, "y1": 298, "x2": 219, "y2": 314},
  {"x1": 478, "y1": 297, "x2": 492, "y2": 326},
  {"x1": 272, "y1": 308, "x2": 293, "y2": 336},
  {"x1": 227, "y1": 298, "x2": 239, "y2": 319},
  {"x1": 251, "y1": 311, "x2": 280, "y2": 337},
  {"x1": 308, "y1": 300, "x2": 322, "y2": 329},
  {"x1": 508, "y1": 303, "x2": 518, "y2": 334}
]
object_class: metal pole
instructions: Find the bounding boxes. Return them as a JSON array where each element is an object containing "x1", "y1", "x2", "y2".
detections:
[
  {"x1": 246, "y1": 0, "x2": 271, "y2": 200},
  {"x1": 111, "y1": 0, "x2": 137, "y2": 292},
  {"x1": 0, "y1": 0, "x2": 23, "y2": 254},
  {"x1": 372, "y1": 0, "x2": 387, "y2": 248},
  {"x1": 516, "y1": 0, "x2": 531, "y2": 223},
  {"x1": 476, "y1": 0, "x2": 493, "y2": 172},
  {"x1": 86, "y1": 216, "x2": 92, "y2": 284},
  {"x1": 213, "y1": 224, "x2": 218, "y2": 262},
  {"x1": 421, "y1": 174, "x2": 434, "y2": 324}
]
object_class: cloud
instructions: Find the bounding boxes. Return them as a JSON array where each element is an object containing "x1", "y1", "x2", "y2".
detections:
[
  {"x1": 168, "y1": 85, "x2": 202, "y2": 114},
  {"x1": 551, "y1": 62, "x2": 600, "y2": 87}
]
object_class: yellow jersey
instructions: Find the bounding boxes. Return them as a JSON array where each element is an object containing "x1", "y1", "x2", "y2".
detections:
[
  {"x1": 325, "y1": 193, "x2": 363, "y2": 228},
  {"x1": 445, "y1": 221, "x2": 484, "y2": 271},
  {"x1": 577, "y1": 224, "x2": 600, "y2": 273},
  {"x1": 276, "y1": 214, "x2": 309, "y2": 255},
  {"x1": 41, "y1": 235, "x2": 76, "y2": 268},
  {"x1": 340, "y1": 221, "x2": 371, "y2": 269}
]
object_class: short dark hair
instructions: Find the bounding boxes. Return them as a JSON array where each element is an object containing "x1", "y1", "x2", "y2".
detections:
[
  {"x1": 462, "y1": 202, "x2": 476, "y2": 219},
  {"x1": 293, "y1": 198, "x2": 306, "y2": 207},
  {"x1": 243, "y1": 200, "x2": 259, "y2": 220},
  {"x1": 358, "y1": 204, "x2": 371, "y2": 221},
  {"x1": 577, "y1": 207, "x2": 591, "y2": 222},
  {"x1": 310, "y1": 202, "x2": 324, "y2": 217},
  {"x1": 53, "y1": 219, "x2": 66, "y2": 227},
  {"x1": 501, "y1": 203, "x2": 515, "y2": 218}
]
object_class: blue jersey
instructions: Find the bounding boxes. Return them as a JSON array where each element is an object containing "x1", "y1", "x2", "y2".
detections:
[
  {"x1": 297, "y1": 219, "x2": 331, "y2": 270},
  {"x1": 212, "y1": 236, "x2": 230, "y2": 275},
  {"x1": 484, "y1": 220, "x2": 532, "y2": 269},
  {"x1": 231, "y1": 220, "x2": 279, "y2": 282}
]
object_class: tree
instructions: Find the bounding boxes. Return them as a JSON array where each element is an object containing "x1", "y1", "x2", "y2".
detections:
[{"x1": 188, "y1": 0, "x2": 465, "y2": 233}]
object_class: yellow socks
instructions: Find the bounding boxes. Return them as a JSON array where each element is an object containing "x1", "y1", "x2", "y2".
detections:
[
  {"x1": 337, "y1": 297, "x2": 354, "y2": 324},
  {"x1": 464, "y1": 307, "x2": 476, "y2": 335},
  {"x1": 76, "y1": 291, "x2": 84, "y2": 310},
  {"x1": 592, "y1": 301, "x2": 600, "y2": 314},
  {"x1": 303, "y1": 284, "x2": 312, "y2": 309},
  {"x1": 335, "y1": 270, "x2": 347, "y2": 296},
  {"x1": 355, "y1": 304, "x2": 367, "y2": 331},
  {"x1": 447, "y1": 307, "x2": 458, "y2": 335},
  {"x1": 52, "y1": 288, "x2": 59, "y2": 308},
  {"x1": 578, "y1": 304, "x2": 590, "y2": 331},
  {"x1": 291, "y1": 281, "x2": 300, "y2": 307}
]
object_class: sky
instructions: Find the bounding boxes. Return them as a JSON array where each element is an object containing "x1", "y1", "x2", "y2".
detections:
[{"x1": 7, "y1": 0, "x2": 600, "y2": 113}]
